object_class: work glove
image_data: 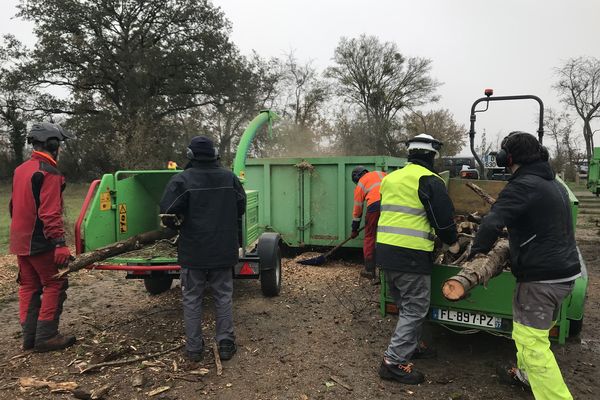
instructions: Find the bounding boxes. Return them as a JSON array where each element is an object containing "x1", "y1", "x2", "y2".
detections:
[
  {"x1": 448, "y1": 242, "x2": 461, "y2": 254},
  {"x1": 160, "y1": 214, "x2": 183, "y2": 229},
  {"x1": 351, "y1": 220, "x2": 360, "y2": 238},
  {"x1": 54, "y1": 245, "x2": 72, "y2": 268}
]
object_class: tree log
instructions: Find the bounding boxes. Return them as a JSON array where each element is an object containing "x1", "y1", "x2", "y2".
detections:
[
  {"x1": 466, "y1": 182, "x2": 496, "y2": 205},
  {"x1": 442, "y1": 239, "x2": 510, "y2": 301},
  {"x1": 55, "y1": 228, "x2": 177, "y2": 278}
]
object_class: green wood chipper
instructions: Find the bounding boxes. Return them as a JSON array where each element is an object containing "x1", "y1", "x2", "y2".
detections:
[
  {"x1": 75, "y1": 111, "x2": 283, "y2": 297},
  {"x1": 380, "y1": 90, "x2": 588, "y2": 344}
]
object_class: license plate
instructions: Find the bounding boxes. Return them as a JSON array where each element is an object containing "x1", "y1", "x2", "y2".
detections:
[{"x1": 431, "y1": 308, "x2": 502, "y2": 329}]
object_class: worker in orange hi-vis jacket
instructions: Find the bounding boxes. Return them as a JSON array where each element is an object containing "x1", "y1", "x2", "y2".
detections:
[{"x1": 351, "y1": 166, "x2": 386, "y2": 279}]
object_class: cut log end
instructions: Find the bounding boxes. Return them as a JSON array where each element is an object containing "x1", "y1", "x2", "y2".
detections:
[{"x1": 442, "y1": 279, "x2": 466, "y2": 301}]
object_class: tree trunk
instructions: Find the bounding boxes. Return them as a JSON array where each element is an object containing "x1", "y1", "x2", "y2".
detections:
[
  {"x1": 442, "y1": 239, "x2": 510, "y2": 301},
  {"x1": 55, "y1": 228, "x2": 177, "y2": 278},
  {"x1": 465, "y1": 182, "x2": 497, "y2": 205}
]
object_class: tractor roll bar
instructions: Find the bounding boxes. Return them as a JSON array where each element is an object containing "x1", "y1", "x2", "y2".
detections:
[{"x1": 468, "y1": 94, "x2": 544, "y2": 177}]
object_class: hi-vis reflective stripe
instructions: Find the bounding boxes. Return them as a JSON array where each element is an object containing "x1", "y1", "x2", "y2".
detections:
[
  {"x1": 380, "y1": 204, "x2": 427, "y2": 217},
  {"x1": 377, "y1": 225, "x2": 433, "y2": 240},
  {"x1": 352, "y1": 217, "x2": 361, "y2": 222},
  {"x1": 357, "y1": 181, "x2": 381, "y2": 193},
  {"x1": 376, "y1": 171, "x2": 385, "y2": 180},
  {"x1": 354, "y1": 201, "x2": 363, "y2": 206}
]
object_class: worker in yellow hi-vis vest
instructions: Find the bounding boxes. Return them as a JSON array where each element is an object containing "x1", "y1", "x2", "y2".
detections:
[{"x1": 376, "y1": 134, "x2": 459, "y2": 385}]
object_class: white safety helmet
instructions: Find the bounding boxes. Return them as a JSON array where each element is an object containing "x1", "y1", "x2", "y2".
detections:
[{"x1": 405, "y1": 133, "x2": 443, "y2": 158}]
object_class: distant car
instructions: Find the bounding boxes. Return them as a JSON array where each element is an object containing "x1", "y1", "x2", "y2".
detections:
[{"x1": 440, "y1": 157, "x2": 477, "y2": 178}]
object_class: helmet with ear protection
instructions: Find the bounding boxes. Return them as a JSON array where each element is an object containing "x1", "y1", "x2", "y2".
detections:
[
  {"x1": 496, "y1": 131, "x2": 546, "y2": 167},
  {"x1": 186, "y1": 136, "x2": 219, "y2": 160}
]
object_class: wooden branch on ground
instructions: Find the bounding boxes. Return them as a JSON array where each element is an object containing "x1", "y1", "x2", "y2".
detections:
[
  {"x1": 80, "y1": 343, "x2": 184, "y2": 373},
  {"x1": 212, "y1": 341, "x2": 223, "y2": 376},
  {"x1": 442, "y1": 239, "x2": 510, "y2": 301},
  {"x1": 55, "y1": 228, "x2": 177, "y2": 278},
  {"x1": 466, "y1": 182, "x2": 496, "y2": 205}
]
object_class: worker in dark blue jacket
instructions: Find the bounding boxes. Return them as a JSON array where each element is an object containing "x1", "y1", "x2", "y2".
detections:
[
  {"x1": 471, "y1": 131, "x2": 580, "y2": 399},
  {"x1": 160, "y1": 136, "x2": 246, "y2": 363}
]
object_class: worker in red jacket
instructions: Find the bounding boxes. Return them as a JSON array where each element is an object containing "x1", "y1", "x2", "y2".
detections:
[
  {"x1": 351, "y1": 166, "x2": 386, "y2": 279},
  {"x1": 9, "y1": 122, "x2": 76, "y2": 353}
]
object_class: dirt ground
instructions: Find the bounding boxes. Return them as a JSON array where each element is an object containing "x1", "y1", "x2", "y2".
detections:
[{"x1": 0, "y1": 219, "x2": 599, "y2": 399}]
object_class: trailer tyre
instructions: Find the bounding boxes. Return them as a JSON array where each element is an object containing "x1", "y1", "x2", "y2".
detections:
[
  {"x1": 568, "y1": 318, "x2": 583, "y2": 337},
  {"x1": 144, "y1": 275, "x2": 173, "y2": 295},
  {"x1": 258, "y1": 233, "x2": 282, "y2": 297}
]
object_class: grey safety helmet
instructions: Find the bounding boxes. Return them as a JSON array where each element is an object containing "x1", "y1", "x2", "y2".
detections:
[
  {"x1": 26, "y1": 122, "x2": 73, "y2": 144},
  {"x1": 351, "y1": 165, "x2": 369, "y2": 184}
]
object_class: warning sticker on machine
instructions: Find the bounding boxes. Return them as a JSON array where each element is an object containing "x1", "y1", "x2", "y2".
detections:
[
  {"x1": 119, "y1": 203, "x2": 127, "y2": 233},
  {"x1": 100, "y1": 192, "x2": 111, "y2": 211}
]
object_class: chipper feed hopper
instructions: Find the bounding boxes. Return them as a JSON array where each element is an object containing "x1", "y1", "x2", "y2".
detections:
[
  {"x1": 381, "y1": 91, "x2": 588, "y2": 344},
  {"x1": 75, "y1": 111, "x2": 282, "y2": 296}
]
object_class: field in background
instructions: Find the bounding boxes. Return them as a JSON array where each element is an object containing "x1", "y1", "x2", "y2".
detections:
[
  {"x1": 0, "y1": 179, "x2": 593, "y2": 253},
  {"x1": 0, "y1": 182, "x2": 89, "y2": 253}
]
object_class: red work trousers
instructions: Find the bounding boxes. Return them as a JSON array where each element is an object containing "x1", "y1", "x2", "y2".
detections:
[
  {"x1": 18, "y1": 250, "x2": 68, "y2": 343},
  {"x1": 363, "y1": 209, "x2": 380, "y2": 271}
]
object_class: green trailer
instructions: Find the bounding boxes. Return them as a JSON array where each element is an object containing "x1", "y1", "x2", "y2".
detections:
[
  {"x1": 378, "y1": 90, "x2": 587, "y2": 344},
  {"x1": 588, "y1": 147, "x2": 600, "y2": 196},
  {"x1": 244, "y1": 156, "x2": 406, "y2": 248},
  {"x1": 379, "y1": 177, "x2": 588, "y2": 344},
  {"x1": 75, "y1": 111, "x2": 283, "y2": 296}
]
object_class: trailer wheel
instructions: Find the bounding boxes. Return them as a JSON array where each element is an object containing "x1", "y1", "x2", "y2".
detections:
[
  {"x1": 258, "y1": 233, "x2": 282, "y2": 297},
  {"x1": 568, "y1": 318, "x2": 583, "y2": 337},
  {"x1": 144, "y1": 275, "x2": 173, "y2": 295}
]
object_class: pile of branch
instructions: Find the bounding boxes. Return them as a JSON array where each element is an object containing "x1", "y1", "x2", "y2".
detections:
[
  {"x1": 438, "y1": 182, "x2": 511, "y2": 301},
  {"x1": 56, "y1": 228, "x2": 177, "y2": 278}
]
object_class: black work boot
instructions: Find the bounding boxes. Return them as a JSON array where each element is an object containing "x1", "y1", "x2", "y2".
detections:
[
  {"x1": 378, "y1": 358, "x2": 425, "y2": 385},
  {"x1": 185, "y1": 350, "x2": 204, "y2": 362},
  {"x1": 412, "y1": 342, "x2": 437, "y2": 360},
  {"x1": 360, "y1": 269, "x2": 376, "y2": 279},
  {"x1": 496, "y1": 364, "x2": 531, "y2": 391},
  {"x1": 218, "y1": 339, "x2": 237, "y2": 361},
  {"x1": 21, "y1": 325, "x2": 36, "y2": 351},
  {"x1": 34, "y1": 320, "x2": 75, "y2": 353},
  {"x1": 184, "y1": 339, "x2": 205, "y2": 363},
  {"x1": 34, "y1": 333, "x2": 76, "y2": 353}
]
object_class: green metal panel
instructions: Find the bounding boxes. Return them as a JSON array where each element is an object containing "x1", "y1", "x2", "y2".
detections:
[
  {"x1": 245, "y1": 156, "x2": 406, "y2": 247},
  {"x1": 114, "y1": 171, "x2": 178, "y2": 242},
  {"x1": 430, "y1": 265, "x2": 515, "y2": 316},
  {"x1": 588, "y1": 147, "x2": 600, "y2": 195},
  {"x1": 245, "y1": 190, "x2": 260, "y2": 246},
  {"x1": 378, "y1": 176, "x2": 587, "y2": 344},
  {"x1": 83, "y1": 174, "x2": 117, "y2": 252},
  {"x1": 82, "y1": 170, "x2": 261, "y2": 264}
]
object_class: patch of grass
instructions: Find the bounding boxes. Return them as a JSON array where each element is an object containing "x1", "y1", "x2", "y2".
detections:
[{"x1": 0, "y1": 181, "x2": 90, "y2": 254}]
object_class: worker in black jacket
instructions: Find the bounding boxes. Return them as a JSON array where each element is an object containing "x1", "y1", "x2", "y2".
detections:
[
  {"x1": 159, "y1": 136, "x2": 246, "y2": 363},
  {"x1": 470, "y1": 132, "x2": 580, "y2": 399},
  {"x1": 377, "y1": 134, "x2": 459, "y2": 385}
]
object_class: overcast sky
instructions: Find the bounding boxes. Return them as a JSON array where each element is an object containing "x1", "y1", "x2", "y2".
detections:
[{"x1": 2, "y1": 0, "x2": 599, "y2": 155}]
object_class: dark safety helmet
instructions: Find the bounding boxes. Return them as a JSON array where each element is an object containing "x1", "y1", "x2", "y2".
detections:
[
  {"x1": 26, "y1": 122, "x2": 73, "y2": 144},
  {"x1": 186, "y1": 136, "x2": 219, "y2": 160},
  {"x1": 351, "y1": 165, "x2": 369, "y2": 184}
]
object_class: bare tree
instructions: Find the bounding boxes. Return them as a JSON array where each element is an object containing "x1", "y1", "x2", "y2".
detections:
[
  {"x1": 403, "y1": 109, "x2": 466, "y2": 156},
  {"x1": 544, "y1": 107, "x2": 578, "y2": 177},
  {"x1": 554, "y1": 56, "x2": 600, "y2": 162},
  {"x1": 0, "y1": 35, "x2": 36, "y2": 166},
  {"x1": 326, "y1": 34, "x2": 440, "y2": 154}
]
